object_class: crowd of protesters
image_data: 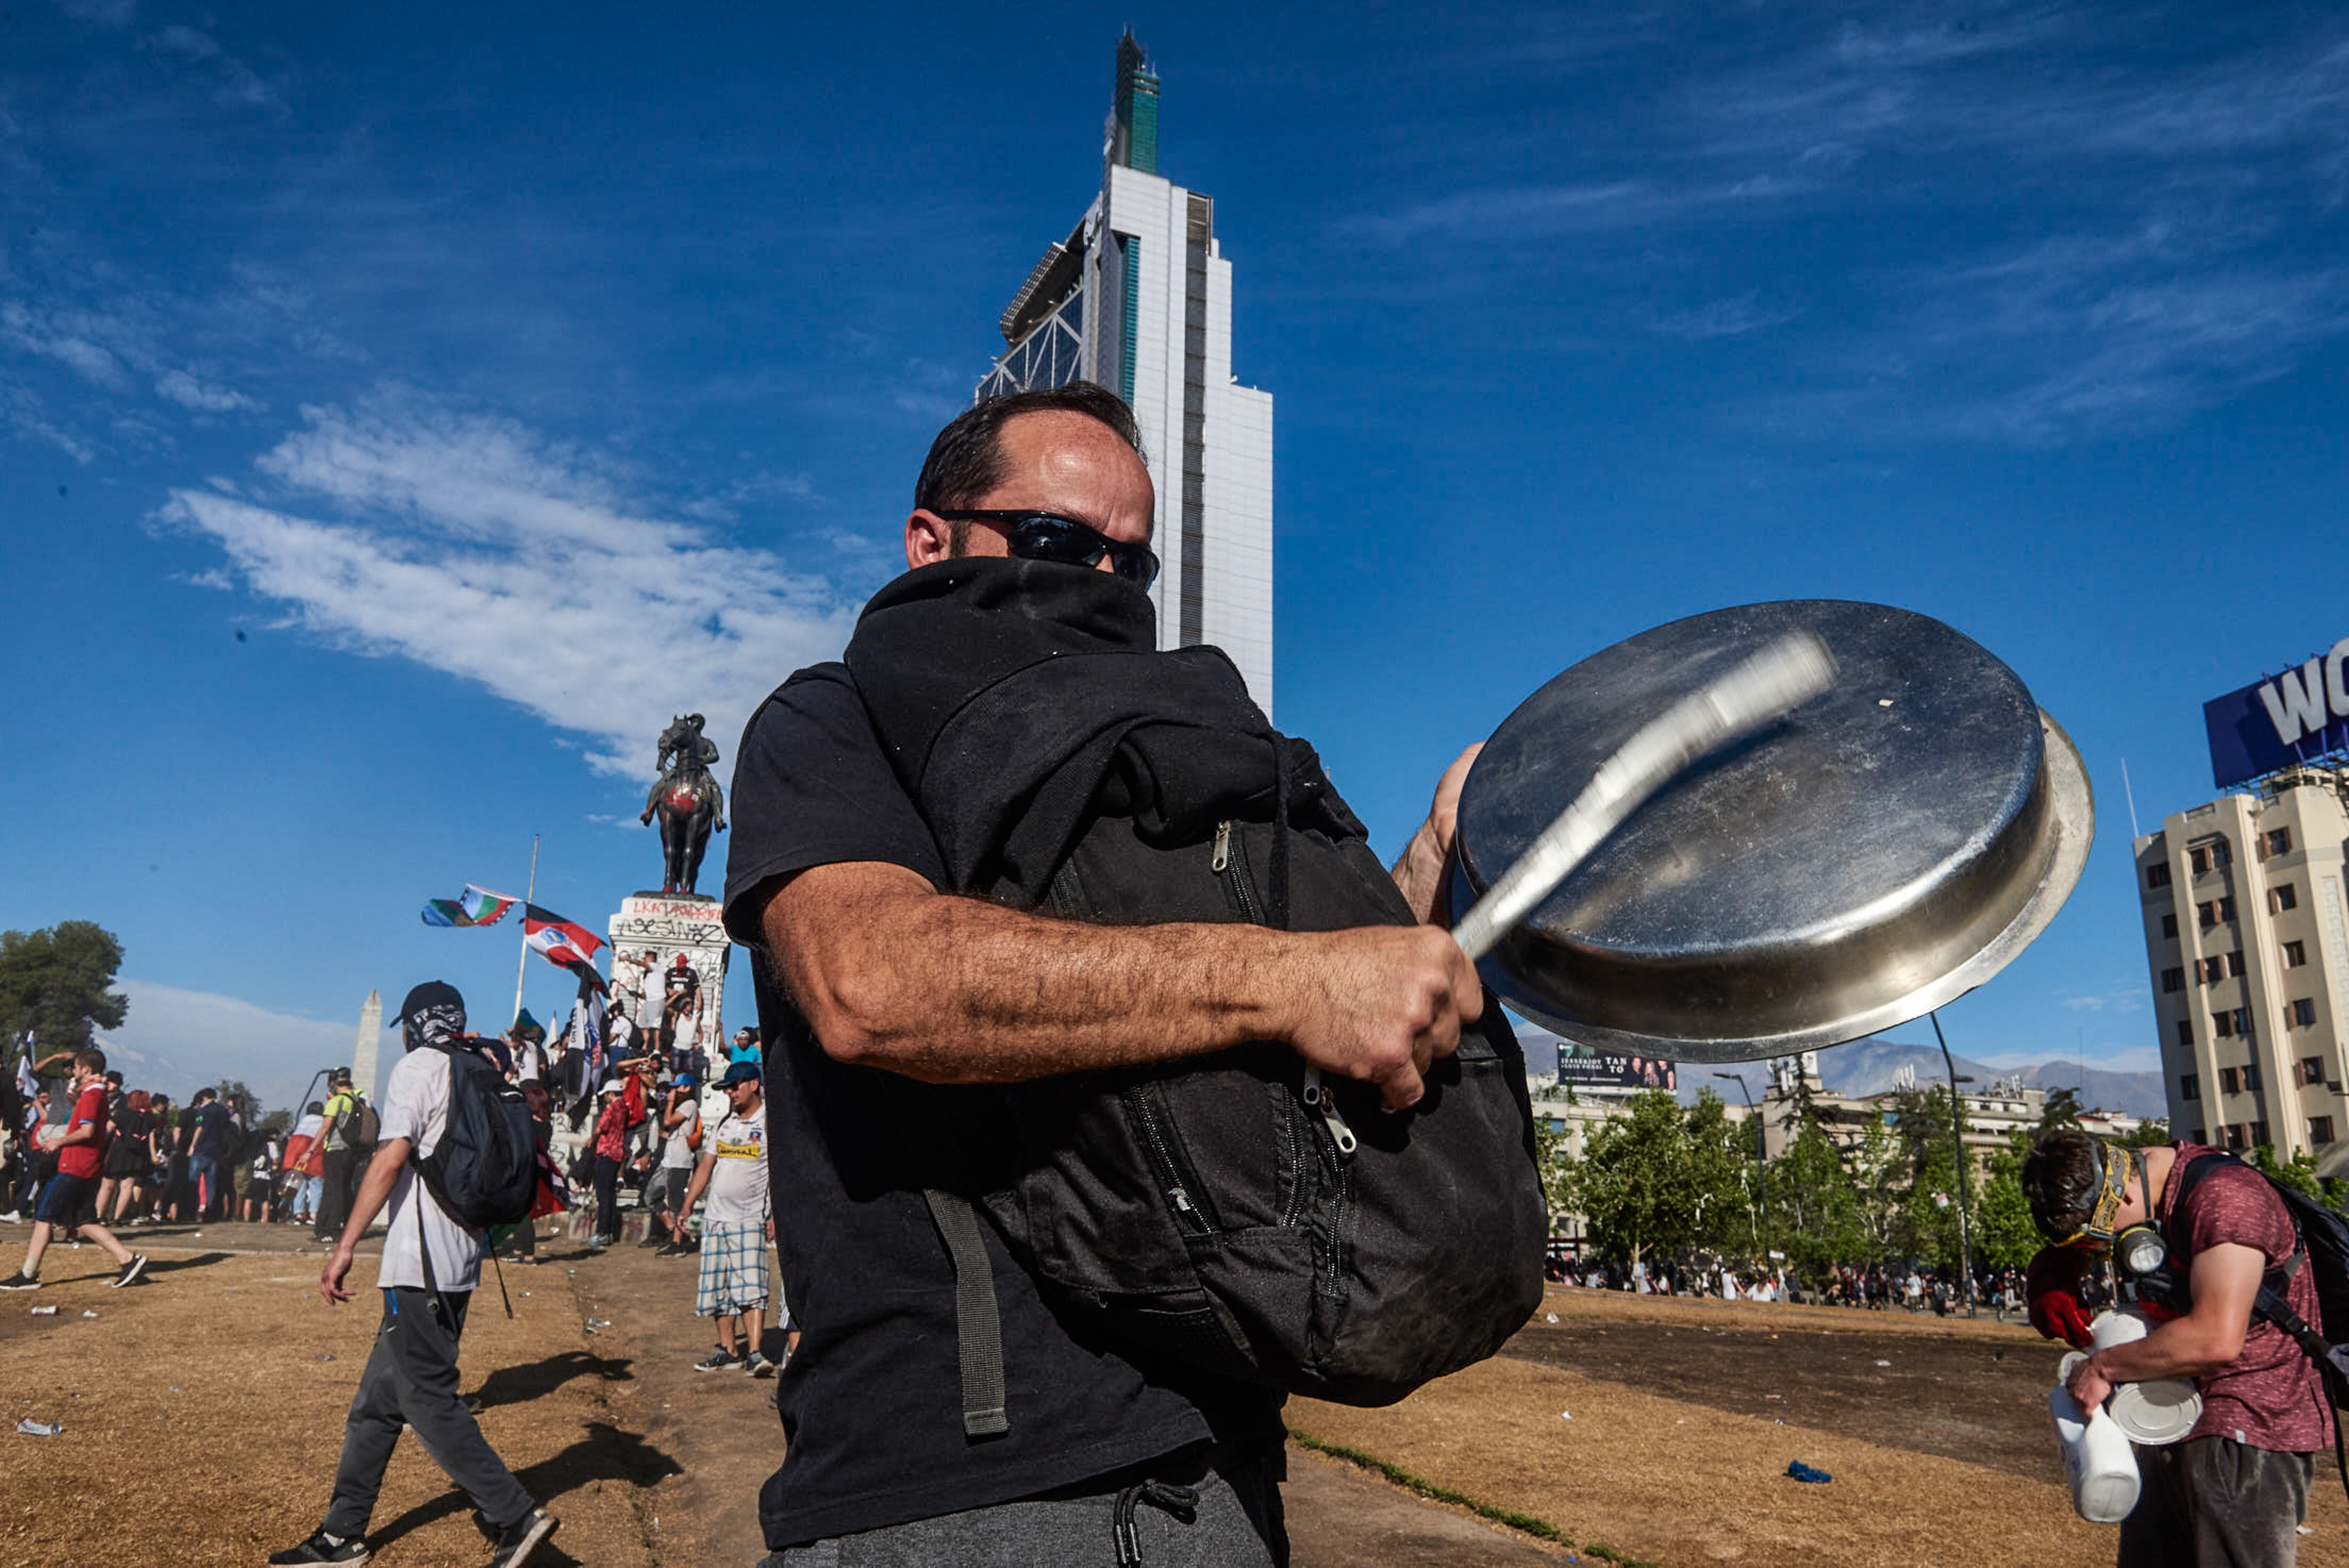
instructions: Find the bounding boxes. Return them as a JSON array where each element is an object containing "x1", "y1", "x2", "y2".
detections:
[
  {"x1": 0, "y1": 1049, "x2": 335, "y2": 1232},
  {"x1": 1548, "y1": 1251, "x2": 2045, "y2": 1318}
]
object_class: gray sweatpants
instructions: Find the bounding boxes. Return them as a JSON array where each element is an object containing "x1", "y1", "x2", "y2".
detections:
[
  {"x1": 2120, "y1": 1435, "x2": 2315, "y2": 1568},
  {"x1": 323, "y1": 1287, "x2": 536, "y2": 1538},
  {"x1": 760, "y1": 1441, "x2": 1286, "y2": 1567}
]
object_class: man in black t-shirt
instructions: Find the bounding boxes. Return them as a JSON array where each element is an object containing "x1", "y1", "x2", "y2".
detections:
[{"x1": 723, "y1": 384, "x2": 1485, "y2": 1565}]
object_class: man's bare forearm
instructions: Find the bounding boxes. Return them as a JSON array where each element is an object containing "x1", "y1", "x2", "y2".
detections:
[{"x1": 770, "y1": 865, "x2": 1304, "y2": 1082}]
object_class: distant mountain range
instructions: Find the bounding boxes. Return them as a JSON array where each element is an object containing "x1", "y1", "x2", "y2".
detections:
[
  {"x1": 1809, "y1": 1037, "x2": 2169, "y2": 1122},
  {"x1": 1512, "y1": 1021, "x2": 2170, "y2": 1121}
]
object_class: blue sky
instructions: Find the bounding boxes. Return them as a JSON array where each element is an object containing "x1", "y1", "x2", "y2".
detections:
[{"x1": 5, "y1": 1, "x2": 2346, "y2": 1110}]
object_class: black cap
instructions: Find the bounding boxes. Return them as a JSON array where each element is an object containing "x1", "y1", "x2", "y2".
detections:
[{"x1": 398, "y1": 980, "x2": 465, "y2": 1026}]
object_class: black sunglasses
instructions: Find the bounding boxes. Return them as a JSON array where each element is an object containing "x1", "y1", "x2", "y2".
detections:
[{"x1": 933, "y1": 509, "x2": 1160, "y2": 590}]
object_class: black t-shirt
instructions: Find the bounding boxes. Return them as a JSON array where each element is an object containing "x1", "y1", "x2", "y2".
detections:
[
  {"x1": 191, "y1": 1101, "x2": 233, "y2": 1158},
  {"x1": 723, "y1": 662, "x2": 1272, "y2": 1548}
]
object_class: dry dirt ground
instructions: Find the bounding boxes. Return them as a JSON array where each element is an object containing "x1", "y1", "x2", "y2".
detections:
[
  {"x1": 5, "y1": 1224, "x2": 2347, "y2": 1568},
  {"x1": 1294, "y1": 1285, "x2": 2349, "y2": 1567}
]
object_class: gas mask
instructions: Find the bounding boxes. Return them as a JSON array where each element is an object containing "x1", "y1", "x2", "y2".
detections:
[{"x1": 2059, "y1": 1141, "x2": 2178, "y2": 1291}]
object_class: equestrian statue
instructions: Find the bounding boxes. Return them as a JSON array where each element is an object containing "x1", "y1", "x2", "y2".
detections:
[{"x1": 640, "y1": 712, "x2": 727, "y2": 896}]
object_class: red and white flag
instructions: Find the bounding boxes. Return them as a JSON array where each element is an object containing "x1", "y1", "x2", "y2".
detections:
[{"x1": 524, "y1": 904, "x2": 605, "y2": 975}]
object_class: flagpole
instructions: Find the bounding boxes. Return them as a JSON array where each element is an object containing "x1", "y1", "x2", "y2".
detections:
[{"x1": 511, "y1": 833, "x2": 539, "y2": 1028}]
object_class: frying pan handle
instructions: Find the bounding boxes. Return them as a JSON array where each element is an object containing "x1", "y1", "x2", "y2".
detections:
[{"x1": 1449, "y1": 630, "x2": 1838, "y2": 964}]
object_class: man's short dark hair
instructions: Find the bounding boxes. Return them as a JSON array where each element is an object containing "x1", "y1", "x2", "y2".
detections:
[
  {"x1": 307, "y1": 1101, "x2": 325, "y2": 1116},
  {"x1": 74, "y1": 1047, "x2": 105, "y2": 1076},
  {"x1": 2021, "y1": 1128, "x2": 2104, "y2": 1239},
  {"x1": 193, "y1": 1087, "x2": 217, "y2": 1105},
  {"x1": 913, "y1": 384, "x2": 1146, "y2": 550}
]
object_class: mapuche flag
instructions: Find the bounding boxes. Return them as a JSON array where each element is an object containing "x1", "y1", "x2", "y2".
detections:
[
  {"x1": 422, "y1": 885, "x2": 518, "y2": 928},
  {"x1": 524, "y1": 904, "x2": 607, "y2": 990}
]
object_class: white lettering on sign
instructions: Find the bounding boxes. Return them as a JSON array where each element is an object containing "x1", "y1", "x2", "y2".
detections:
[{"x1": 2257, "y1": 638, "x2": 2349, "y2": 745}]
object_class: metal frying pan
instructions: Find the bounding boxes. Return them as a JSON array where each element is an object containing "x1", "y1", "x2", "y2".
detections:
[{"x1": 1449, "y1": 600, "x2": 2094, "y2": 1063}]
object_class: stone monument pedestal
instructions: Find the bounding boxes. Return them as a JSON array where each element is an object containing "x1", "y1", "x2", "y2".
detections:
[{"x1": 607, "y1": 892, "x2": 732, "y2": 1083}]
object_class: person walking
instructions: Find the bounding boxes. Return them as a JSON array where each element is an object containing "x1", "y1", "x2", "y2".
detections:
[
  {"x1": 0, "y1": 1048, "x2": 149, "y2": 1290},
  {"x1": 669, "y1": 1062, "x2": 778, "y2": 1374},
  {"x1": 271, "y1": 982, "x2": 557, "y2": 1568}
]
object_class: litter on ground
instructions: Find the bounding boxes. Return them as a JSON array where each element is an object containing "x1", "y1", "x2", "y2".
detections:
[{"x1": 1787, "y1": 1461, "x2": 1832, "y2": 1483}]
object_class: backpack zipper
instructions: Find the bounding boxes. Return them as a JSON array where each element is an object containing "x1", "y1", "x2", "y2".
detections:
[
  {"x1": 1124, "y1": 1083, "x2": 1215, "y2": 1238},
  {"x1": 1212, "y1": 820, "x2": 1266, "y2": 925},
  {"x1": 1301, "y1": 1067, "x2": 1358, "y2": 1159}
]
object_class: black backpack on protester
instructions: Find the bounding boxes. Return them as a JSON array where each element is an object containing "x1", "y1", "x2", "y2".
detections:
[
  {"x1": 847, "y1": 560, "x2": 1549, "y2": 1437},
  {"x1": 2144, "y1": 1151, "x2": 2349, "y2": 1497},
  {"x1": 411, "y1": 1040, "x2": 539, "y2": 1231}
]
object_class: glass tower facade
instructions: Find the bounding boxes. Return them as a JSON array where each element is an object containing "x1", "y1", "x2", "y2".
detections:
[{"x1": 976, "y1": 33, "x2": 1275, "y2": 715}]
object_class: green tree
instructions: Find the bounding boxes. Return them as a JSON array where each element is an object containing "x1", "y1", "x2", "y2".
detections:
[
  {"x1": 1973, "y1": 1137, "x2": 2044, "y2": 1269},
  {"x1": 1845, "y1": 1113, "x2": 1907, "y2": 1263},
  {"x1": 1763, "y1": 1119, "x2": 1866, "y2": 1283},
  {"x1": 2113, "y1": 1119, "x2": 2171, "y2": 1149},
  {"x1": 1532, "y1": 1115, "x2": 1579, "y2": 1225},
  {"x1": 2040, "y1": 1086, "x2": 2084, "y2": 1129},
  {"x1": 0, "y1": 922, "x2": 128, "y2": 1066},
  {"x1": 1575, "y1": 1090, "x2": 1744, "y2": 1269}
]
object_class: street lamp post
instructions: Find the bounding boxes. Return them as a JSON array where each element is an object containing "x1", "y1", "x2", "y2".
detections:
[
  {"x1": 1713, "y1": 1071, "x2": 1764, "y2": 1255},
  {"x1": 1929, "y1": 1011, "x2": 1977, "y2": 1316}
]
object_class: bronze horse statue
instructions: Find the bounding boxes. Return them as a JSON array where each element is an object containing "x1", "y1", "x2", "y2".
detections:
[{"x1": 640, "y1": 713, "x2": 727, "y2": 895}]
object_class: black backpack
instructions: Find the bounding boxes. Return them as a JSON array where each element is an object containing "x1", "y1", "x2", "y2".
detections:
[
  {"x1": 911, "y1": 809, "x2": 1549, "y2": 1437},
  {"x1": 411, "y1": 1043, "x2": 539, "y2": 1232}
]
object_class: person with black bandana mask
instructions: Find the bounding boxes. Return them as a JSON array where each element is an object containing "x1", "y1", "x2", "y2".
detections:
[
  {"x1": 2022, "y1": 1129, "x2": 2332, "y2": 1567},
  {"x1": 271, "y1": 982, "x2": 560, "y2": 1568}
]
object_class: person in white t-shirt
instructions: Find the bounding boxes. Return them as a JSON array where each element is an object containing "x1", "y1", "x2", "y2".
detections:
[
  {"x1": 275, "y1": 982, "x2": 558, "y2": 1568},
  {"x1": 645, "y1": 1074, "x2": 700, "y2": 1253},
  {"x1": 670, "y1": 1060, "x2": 778, "y2": 1375}
]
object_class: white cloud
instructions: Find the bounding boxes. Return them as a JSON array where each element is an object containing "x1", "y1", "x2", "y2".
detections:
[
  {"x1": 155, "y1": 367, "x2": 262, "y2": 413},
  {"x1": 1650, "y1": 294, "x2": 1804, "y2": 341},
  {"x1": 56, "y1": 0, "x2": 134, "y2": 26},
  {"x1": 1, "y1": 301, "x2": 134, "y2": 391},
  {"x1": 0, "y1": 379, "x2": 95, "y2": 463},
  {"x1": 99, "y1": 979, "x2": 378, "y2": 1113},
  {"x1": 166, "y1": 391, "x2": 861, "y2": 777}
]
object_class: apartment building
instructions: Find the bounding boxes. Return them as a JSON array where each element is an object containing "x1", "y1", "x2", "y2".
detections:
[{"x1": 2136, "y1": 768, "x2": 2349, "y2": 1158}]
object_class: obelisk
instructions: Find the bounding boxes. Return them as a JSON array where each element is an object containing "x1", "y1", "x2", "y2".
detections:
[{"x1": 352, "y1": 989, "x2": 384, "y2": 1101}]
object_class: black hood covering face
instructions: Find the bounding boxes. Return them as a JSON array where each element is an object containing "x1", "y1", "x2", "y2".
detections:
[{"x1": 845, "y1": 557, "x2": 1363, "y2": 903}]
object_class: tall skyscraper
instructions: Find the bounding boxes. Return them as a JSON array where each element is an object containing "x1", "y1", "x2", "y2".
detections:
[{"x1": 978, "y1": 33, "x2": 1276, "y2": 713}]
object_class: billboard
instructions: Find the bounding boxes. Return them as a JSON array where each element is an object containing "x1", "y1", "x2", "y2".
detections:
[
  {"x1": 1556, "y1": 1047, "x2": 1677, "y2": 1091},
  {"x1": 2204, "y1": 637, "x2": 2349, "y2": 788}
]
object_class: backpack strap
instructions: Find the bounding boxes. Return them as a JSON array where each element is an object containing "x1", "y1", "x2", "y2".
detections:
[{"x1": 920, "y1": 1187, "x2": 1009, "y2": 1439}]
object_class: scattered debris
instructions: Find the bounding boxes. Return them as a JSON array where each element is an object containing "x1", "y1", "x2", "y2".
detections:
[
  {"x1": 1787, "y1": 1461, "x2": 1831, "y2": 1483},
  {"x1": 1875, "y1": 1359, "x2": 1892, "y2": 1367},
  {"x1": 1544, "y1": 1313, "x2": 1559, "y2": 1324},
  {"x1": 79, "y1": 1310, "x2": 97, "y2": 1319},
  {"x1": 316, "y1": 1354, "x2": 336, "y2": 1362},
  {"x1": 15, "y1": 1418, "x2": 61, "y2": 1436},
  {"x1": 1764, "y1": 1393, "x2": 1782, "y2": 1400},
  {"x1": 1559, "y1": 1410, "x2": 1573, "y2": 1421},
  {"x1": 28, "y1": 1306, "x2": 56, "y2": 1317}
]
